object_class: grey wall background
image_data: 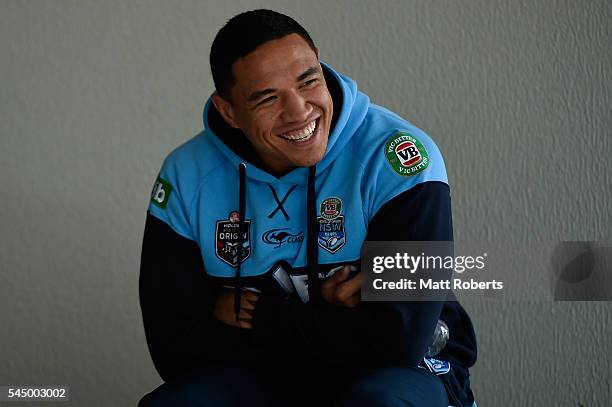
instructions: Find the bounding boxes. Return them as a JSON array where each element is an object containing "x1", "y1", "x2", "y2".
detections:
[{"x1": 1, "y1": 0, "x2": 610, "y2": 405}]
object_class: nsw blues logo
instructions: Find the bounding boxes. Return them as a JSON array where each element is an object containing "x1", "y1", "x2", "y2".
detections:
[
  {"x1": 215, "y1": 211, "x2": 251, "y2": 267},
  {"x1": 317, "y1": 197, "x2": 346, "y2": 254}
]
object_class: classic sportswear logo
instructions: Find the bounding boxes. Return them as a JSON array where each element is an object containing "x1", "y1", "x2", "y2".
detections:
[
  {"x1": 384, "y1": 132, "x2": 429, "y2": 176},
  {"x1": 151, "y1": 177, "x2": 173, "y2": 209},
  {"x1": 262, "y1": 229, "x2": 304, "y2": 248}
]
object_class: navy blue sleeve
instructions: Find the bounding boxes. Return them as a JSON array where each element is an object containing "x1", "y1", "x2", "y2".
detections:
[
  {"x1": 361, "y1": 180, "x2": 453, "y2": 366},
  {"x1": 367, "y1": 181, "x2": 453, "y2": 241},
  {"x1": 139, "y1": 213, "x2": 255, "y2": 381},
  {"x1": 367, "y1": 181, "x2": 477, "y2": 370}
]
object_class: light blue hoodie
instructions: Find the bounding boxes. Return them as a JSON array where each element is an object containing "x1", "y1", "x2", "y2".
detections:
[{"x1": 148, "y1": 62, "x2": 447, "y2": 301}]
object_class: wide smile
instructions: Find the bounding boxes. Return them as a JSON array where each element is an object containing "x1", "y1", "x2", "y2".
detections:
[{"x1": 278, "y1": 118, "x2": 319, "y2": 143}]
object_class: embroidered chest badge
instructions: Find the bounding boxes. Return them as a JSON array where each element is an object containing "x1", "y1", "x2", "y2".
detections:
[
  {"x1": 385, "y1": 132, "x2": 430, "y2": 176},
  {"x1": 317, "y1": 197, "x2": 345, "y2": 254},
  {"x1": 215, "y1": 211, "x2": 251, "y2": 267}
]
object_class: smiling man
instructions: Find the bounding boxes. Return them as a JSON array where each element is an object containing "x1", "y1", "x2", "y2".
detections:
[
  {"x1": 139, "y1": 9, "x2": 477, "y2": 407},
  {"x1": 211, "y1": 33, "x2": 333, "y2": 175}
]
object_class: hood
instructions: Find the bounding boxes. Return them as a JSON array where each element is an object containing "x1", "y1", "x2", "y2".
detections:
[{"x1": 202, "y1": 62, "x2": 370, "y2": 185}]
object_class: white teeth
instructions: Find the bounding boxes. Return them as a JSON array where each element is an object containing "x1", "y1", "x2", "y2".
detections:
[{"x1": 279, "y1": 120, "x2": 317, "y2": 141}]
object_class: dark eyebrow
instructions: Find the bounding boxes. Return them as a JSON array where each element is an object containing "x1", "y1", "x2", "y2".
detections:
[
  {"x1": 296, "y1": 66, "x2": 320, "y2": 82},
  {"x1": 246, "y1": 66, "x2": 320, "y2": 103},
  {"x1": 247, "y1": 88, "x2": 275, "y2": 103}
]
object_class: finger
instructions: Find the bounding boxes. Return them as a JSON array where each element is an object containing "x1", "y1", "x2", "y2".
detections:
[
  {"x1": 237, "y1": 319, "x2": 253, "y2": 329},
  {"x1": 240, "y1": 292, "x2": 258, "y2": 303},
  {"x1": 237, "y1": 308, "x2": 253, "y2": 329},
  {"x1": 335, "y1": 290, "x2": 361, "y2": 308},
  {"x1": 242, "y1": 298, "x2": 257, "y2": 310},
  {"x1": 243, "y1": 302, "x2": 256, "y2": 311},
  {"x1": 241, "y1": 292, "x2": 258, "y2": 308},
  {"x1": 335, "y1": 266, "x2": 352, "y2": 282},
  {"x1": 335, "y1": 271, "x2": 364, "y2": 300},
  {"x1": 345, "y1": 293, "x2": 360, "y2": 308},
  {"x1": 242, "y1": 292, "x2": 259, "y2": 302},
  {"x1": 239, "y1": 309, "x2": 253, "y2": 321},
  {"x1": 323, "y1": 266, "x2": 351, "y2": 289},
  {"x1": 321, "y1": 277, "x2": 335, "y2": 290}
]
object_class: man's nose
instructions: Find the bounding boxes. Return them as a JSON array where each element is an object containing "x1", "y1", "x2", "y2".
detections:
[{"x1": 281, "y1": 92, "x2": 312, "y2": 123}]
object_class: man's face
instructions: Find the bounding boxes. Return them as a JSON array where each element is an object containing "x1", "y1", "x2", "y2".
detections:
[{"x1": 212, "y1": 34, "x2": 333, "y2": 176}]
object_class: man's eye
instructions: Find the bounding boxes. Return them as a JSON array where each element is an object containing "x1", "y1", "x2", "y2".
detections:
[
  {"x1": 302, "y1": 78, "x2": 318, "y2": 88},
  {"x1": 257, "y1": 96, "x2": 276, "y2": 106}
]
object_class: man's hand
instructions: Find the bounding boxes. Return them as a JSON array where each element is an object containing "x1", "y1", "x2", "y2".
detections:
[
  {"x1": 320, "y1": 266, "x2": 364, "y2": 308},
  {"x1": 213, "y1": 288, "x2": 258, "y2": 329}
]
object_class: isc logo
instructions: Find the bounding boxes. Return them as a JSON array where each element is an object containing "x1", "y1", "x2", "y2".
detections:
[{"x1": 395, "y1": 141, "x2": 421, "y2": 167}]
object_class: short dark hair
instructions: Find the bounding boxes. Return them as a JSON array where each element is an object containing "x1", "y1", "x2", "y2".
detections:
[{"x1": 210, "y1": 9, "x2": 317, "y2": 100}]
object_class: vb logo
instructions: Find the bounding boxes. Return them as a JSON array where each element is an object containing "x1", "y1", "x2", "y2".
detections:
[
  {"x1": 384, "y1": 132, "x2": 430, "y2": 177},
  {"x1": 395, "y1": 141, "x2": 421, "y2": 167},
  {"x1": 150, "y1": 177, "x2": 173, "y2": 209}
]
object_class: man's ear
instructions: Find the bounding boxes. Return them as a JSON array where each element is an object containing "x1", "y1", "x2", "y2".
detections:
[{"x1": 211, "y1": 93, "x2": 240, "y2": 129}]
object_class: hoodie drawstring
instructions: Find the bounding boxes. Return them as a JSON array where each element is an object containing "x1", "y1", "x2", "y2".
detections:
[
  {"x1": 306, "y1": 165, "x2": 320, "y2": 303},
  {"x1": 266, "y1": 183, "x2": 297, "y2": 221},
  {"x1": 235, "y1": 163, "x2": 246, "y2": 322},
  {"x1": 234, "y1": 163, "x2": 318, "y2": 322}
]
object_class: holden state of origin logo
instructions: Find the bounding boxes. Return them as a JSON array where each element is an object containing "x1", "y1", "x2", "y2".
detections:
[
  {"x1": 384, "y1": 132, "x2": 430, "y2": 176},
  {"x1": 215, "y1": 211, "x2": 251, "y2": 267}
]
